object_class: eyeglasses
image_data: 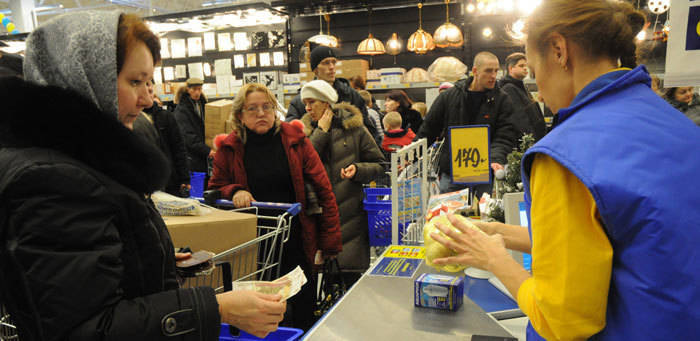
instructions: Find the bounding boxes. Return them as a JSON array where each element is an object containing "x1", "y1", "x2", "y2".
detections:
[{"x1": 244, "y1": 103, "x2": 275, "y2": 114}]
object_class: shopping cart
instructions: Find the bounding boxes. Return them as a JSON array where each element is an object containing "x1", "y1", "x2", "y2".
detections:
[
  {"x1": 180, "y1": 196, "x2": 301, "y2": 292},
  {"x1": 0, "y1": 305, "x2": 17, "y2": 341}
]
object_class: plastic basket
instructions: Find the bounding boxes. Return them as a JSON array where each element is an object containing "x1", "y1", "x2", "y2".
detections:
[
  {"x1": 190, "y1": 171, "x2": 206, "y2": 197},
  {"x1": 363, "y1": 188, "x2": 393, "y2": 246},
  {"x1": 219, "y1": 324, "x2": 303, "y2": 341}
]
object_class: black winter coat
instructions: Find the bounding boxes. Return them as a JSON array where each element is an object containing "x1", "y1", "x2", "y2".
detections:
[
  {"x1": 285, "y1": 78, "x2": 380, "y2": 143},
  {"x1": 0, "y1": 78, "x2": 220, "y2": 341},
  {"x1": 398, "y1": 107, "x2": 423, "y2": 133},
  {"x1": 143, "y1": 104, "x2": 191, "y2": 195},
  {"x1": 174, "y1": 92, "x2": 210, "y2": 173},
  {"x1": 498, "y1": 75, "x2": 546, "y2": 141},
  {"x1": 417, "y1": 77, "x2": 518, "y2": 173}
]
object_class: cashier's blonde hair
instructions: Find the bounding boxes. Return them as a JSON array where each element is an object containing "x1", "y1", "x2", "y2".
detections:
[
  {"x1": 231, "y1": 83, "x2": 281, "y2": 144},
  {"x1": 525, "y1": 0, "x2": 645, "y2": 69}
]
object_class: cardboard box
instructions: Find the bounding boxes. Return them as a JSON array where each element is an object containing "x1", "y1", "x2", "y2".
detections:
[
  {"x1": 205, "y1": 99, "x2": 233, "y2": 148},
  {"x1": 414, "y1": 273, "x2": 464, "y2": 311},
  {"x1": 163, "y1": 209, "x2": 258, "y2": 283},
  {"x1": 337, "y1": 59, "x2": 369, "y2": 81},
  {"x1": 299, "y1": 62, "x2": 311, "y2": 72}
]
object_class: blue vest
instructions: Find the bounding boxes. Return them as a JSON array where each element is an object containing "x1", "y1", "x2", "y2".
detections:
[{"x1": 521, "y1": 66, "x2": 700, "y2": 340}]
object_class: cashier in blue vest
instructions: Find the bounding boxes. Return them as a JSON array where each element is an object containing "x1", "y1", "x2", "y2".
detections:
[{"x1": 429, "y1": 1, "x2": 700, "y2": 340}]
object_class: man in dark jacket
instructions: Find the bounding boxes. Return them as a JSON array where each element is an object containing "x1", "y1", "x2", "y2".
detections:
[
  {"x1": 133, "y1": 80, "x2": 191, "y2": 196},
  {"x1": 498, "y1": 52, "x2": 547, "y2": 141},
  {"x1": 174, "y1": 78, "x2": 212, "y2": 173},
  {"x1": 417, "y1": 51, "x2": 518, "y2": 196},
  {"x1": 285, "y1": 46, "x2": 380, "y2": 143}
]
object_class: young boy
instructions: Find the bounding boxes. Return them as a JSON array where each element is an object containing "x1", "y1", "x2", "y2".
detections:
[{"x1": 381, "y1": 111, "x2": 416, "y2": 152}]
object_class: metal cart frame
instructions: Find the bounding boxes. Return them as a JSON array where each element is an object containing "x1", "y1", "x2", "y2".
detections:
[{"x1": 181, "y1": 201, "x2": 300, "y2": 292}]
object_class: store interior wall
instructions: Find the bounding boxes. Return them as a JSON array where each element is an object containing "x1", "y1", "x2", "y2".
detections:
[
  {"x1": 288, "y1": 4, "x2": 526, "y2": 73},
  {"x1": 288, "y1": 3, "x2": 668, "y2": 76}
]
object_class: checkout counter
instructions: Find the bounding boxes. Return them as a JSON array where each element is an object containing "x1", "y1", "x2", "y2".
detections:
[{"x1": 303, "y1": 246, "x2": 519, "y2": 340}]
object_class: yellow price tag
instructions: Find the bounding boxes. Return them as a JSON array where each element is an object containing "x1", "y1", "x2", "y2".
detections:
[{"x1": 449, "y1": 125, "x2": 490, "y2": 184}]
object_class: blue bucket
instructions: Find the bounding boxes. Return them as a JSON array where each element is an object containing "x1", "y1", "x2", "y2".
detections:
[
  {"x1": 219, "y1": 324, "x2": 303, "y2": 341},
  {"x1": 190, "y1": 172, "x2": 206, "y2": 198}
]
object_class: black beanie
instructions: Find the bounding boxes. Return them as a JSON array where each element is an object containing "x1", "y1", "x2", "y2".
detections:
[{"x1": 310, "y1": 46, "x2": 337, "y2": 71}]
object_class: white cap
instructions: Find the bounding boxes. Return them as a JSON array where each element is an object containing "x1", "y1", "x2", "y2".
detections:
[{"x1": 301, "y1": 80, "x2": 338, "y2": 104}]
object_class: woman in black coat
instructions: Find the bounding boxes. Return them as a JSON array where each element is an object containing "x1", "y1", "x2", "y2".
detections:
[
  {"x1": 0, "y1": 11, "x2": 284, "y2": 341},
  {"x1": 384, "y1": 90, "x2": 423, "y2": 133}
]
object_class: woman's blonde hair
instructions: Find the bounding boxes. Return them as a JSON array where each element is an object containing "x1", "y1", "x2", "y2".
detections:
[
  {"x1": 411, "y1": 102, "x2": 427, "y2": 118},
  {"x1": 525, "y1": 0, "x2": 645, "y2": 68},
  {"x1": 231, "y1": 83, "x2": 281, "y2": 144}
]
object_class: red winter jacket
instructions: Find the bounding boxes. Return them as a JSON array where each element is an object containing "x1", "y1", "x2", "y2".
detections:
[
  {"x1": 382, "y1": 128, "x2": 416, "y2": 152},
  {"x1": 208, "y1": 122, "x2": 342, "y2": 265}
]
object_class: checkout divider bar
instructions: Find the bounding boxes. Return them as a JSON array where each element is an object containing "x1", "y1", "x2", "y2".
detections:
[{"x1": 196, "y1": 197, "x2": 301, "y2": 216}]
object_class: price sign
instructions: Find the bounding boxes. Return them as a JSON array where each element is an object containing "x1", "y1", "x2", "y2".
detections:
[{"x1": 449, "y1": 125, "x2": 490, "y2": 185}]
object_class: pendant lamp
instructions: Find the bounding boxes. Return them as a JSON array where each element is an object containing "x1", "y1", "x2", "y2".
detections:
[
  {"x1": 357, "y1": 8, "x2": 385, "y2": 55},
  {"x1": 386, "y1": 33, "x2": 402, "y2": 56},
  {"x1": 407, "y1": 3, "x2": 435, "y2": 55},
  {"x1": 433, "y1": 0, "x2": 464, "y2": 48},
  {"x1": 308, "y1": 14, "x2": 339, "y2": 48}
]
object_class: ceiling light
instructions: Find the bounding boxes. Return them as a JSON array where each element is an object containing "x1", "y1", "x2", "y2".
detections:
[
  {"x1": 358, "y1": 8, "x2": 385, "y2": 55},
  {"x1": 308, "y1": 14, "x2": 339, "y2": 48},
  {"x1": 386, "y1": 33, "x2": 402, "y2": 56},
  {"x1": 467, "y1": 2, "x2": 476, "y2": 13},
  {"x1": 648, "y1": 0, "x2": 670, "y2": 14},
  {"x1": 482, "y1": 27, "x2": 493, "y2": 39},
  {"x1": 407, "y1": 3, "x2": 435, "y2": 54},
  {"x1": 517, "y1": 0, "x2": 542, "y2": 16},
  {"x1": 636, "y1": 30, "x2": 646, "y2": 41},
  {"x1": 434, "y1": 0, "x2": 464, "y2": 48},
  {"x1": 507, "y1": 18, "x2": 525, "y2": 40}
]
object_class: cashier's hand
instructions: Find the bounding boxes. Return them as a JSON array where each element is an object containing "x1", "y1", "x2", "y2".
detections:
[
  {"x1": 340, "y1": 164, "x2": 356, "y2": 179},
  {"x1": 233, "y1": 190, "x2": 255, "y2": 208},
  {"x1": 490, "y1": 163, "x2": 504, "y2": 172},
  {"x1": 217, "y1": 290, "x2": 286, "y2": 339},
  {"x1": 470, "y1": 220, "x2": 500, "y2": 236},
  {"x1": 430, "y1": 213, "x2": 510, "y2": 272}
]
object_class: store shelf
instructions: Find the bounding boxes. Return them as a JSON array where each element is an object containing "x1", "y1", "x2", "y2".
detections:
[
  {"x1": 282, "y1": 82, "x2": 440, "y2": 95},
  {"x1": 366, "y1": 82, "x2": 441, "y2": 90},
  {"x1": 159, "y1": 88, "x2": 284, "y2": 102}
]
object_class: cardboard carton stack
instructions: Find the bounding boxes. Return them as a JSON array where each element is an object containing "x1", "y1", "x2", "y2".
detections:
[{"x1": 204, "y1": 99, "x2": 233, "y2": 148}]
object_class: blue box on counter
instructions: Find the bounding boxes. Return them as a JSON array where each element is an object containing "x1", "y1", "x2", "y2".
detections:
[{"x1": 414, "y1": 273, "x2": 464, "y2": 311}]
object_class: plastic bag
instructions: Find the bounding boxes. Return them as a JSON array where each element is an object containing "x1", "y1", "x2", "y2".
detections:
[
  {"x1": 404, "y1": 67, "x2": 430, "y2": 83},
  {"x1": 427, "y1": 56, "x2": 468, "y2": 83},
  {"x1": 151, "y1": 191, "x2": 211, "y2": 216}
]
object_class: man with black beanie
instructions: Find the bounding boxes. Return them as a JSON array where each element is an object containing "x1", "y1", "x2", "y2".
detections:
[{"x1": 286, "y1": 46, "x2": 379, "y2": 143}]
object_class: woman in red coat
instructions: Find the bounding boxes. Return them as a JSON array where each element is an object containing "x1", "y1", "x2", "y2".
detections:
[{"x1": 208, "y1": 83, "x2": 342, "y2": 331}]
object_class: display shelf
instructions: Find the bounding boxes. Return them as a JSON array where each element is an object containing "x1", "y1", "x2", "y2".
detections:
[{"x1": 282, "y1": 82, "x2": 441, "y2": 95}]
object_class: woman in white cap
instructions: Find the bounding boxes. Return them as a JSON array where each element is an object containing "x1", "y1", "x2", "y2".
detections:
[{"x1": 300, "y1": 80, "x2": 385, "y2": 285}]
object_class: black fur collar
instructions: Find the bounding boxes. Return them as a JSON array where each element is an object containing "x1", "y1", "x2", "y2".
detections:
[{"x1": 0, "y1": 77, "x2": 169, "y2": 194}]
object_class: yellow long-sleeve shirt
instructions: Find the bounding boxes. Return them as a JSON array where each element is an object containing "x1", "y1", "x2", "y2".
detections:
[{"x1": 517, "y1": 154, "x2": 614, "y2": 340}]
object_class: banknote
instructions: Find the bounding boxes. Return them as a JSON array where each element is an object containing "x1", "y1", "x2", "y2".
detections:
[{"x1": 230, "y1": 266, "x2": 307, "y2": 300}]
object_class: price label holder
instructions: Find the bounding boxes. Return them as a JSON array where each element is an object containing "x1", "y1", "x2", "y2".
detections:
[{"x1": 448, "y1": 125, "x2": 491, "y2": 185}]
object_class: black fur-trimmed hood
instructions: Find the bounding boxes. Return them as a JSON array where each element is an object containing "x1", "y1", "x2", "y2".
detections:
[{"x1": 0, "y1": 77, "x2": 169, "y2": 194}]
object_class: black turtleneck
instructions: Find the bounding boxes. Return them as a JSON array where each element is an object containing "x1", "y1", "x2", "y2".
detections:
[{"x1": 242, "y1": 127, "x2": 295, "y2": 204}]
